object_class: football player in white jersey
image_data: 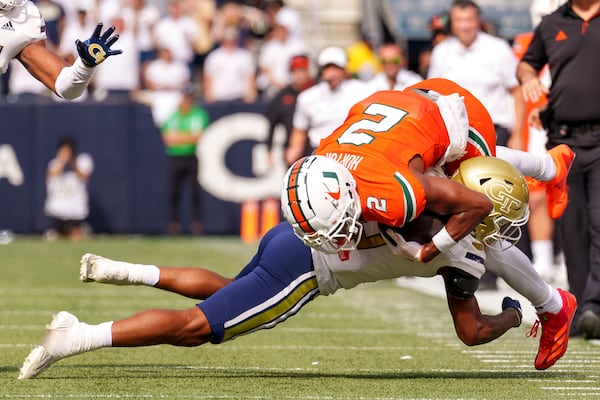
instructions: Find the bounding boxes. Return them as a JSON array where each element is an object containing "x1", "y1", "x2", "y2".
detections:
[
  {"x1": 18, "y1": 158, "x2": 529, "y2": 380},
  {"x1": 0, "y1": 0, "x2": 121, "y2": 100}
]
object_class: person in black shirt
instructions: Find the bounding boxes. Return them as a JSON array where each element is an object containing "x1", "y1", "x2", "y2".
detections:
[
  {"x1": 517, "y1": 0, "x2": 600, "y2": 339},
  {"x1": 265, "y1": 54, "x2": 314, "y2": 167}
]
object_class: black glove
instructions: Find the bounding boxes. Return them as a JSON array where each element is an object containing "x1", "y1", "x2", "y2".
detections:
[
  {"x1": 502, "y1": 296, "x2": 523, "y2": 327},
  {"x1": 76, "y1": 23, "x2": 122, "y2": 67}
]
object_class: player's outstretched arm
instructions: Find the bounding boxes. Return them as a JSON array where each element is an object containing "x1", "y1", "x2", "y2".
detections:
[{"x1": 17, "y1": 23, "x2": 121, "y2": 100}]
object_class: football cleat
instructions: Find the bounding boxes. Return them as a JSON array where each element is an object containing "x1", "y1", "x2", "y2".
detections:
[
  {"x1": 527, "y1": 288, "x2": 577, "y2": 370},
  {"x1": 80, "y1": 253, "x2": 130, "y2": 285},
  {"x1": 546, "y1": 144, "x2": 575, "y2": 220},
  {"x1": 19, "y1": 311, "x2": 83, "y2": 379}
]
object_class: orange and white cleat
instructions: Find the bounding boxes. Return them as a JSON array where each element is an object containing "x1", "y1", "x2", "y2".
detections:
[
  {"x1": 545, "y1": 144, "x2": 575, "y2": 219},
  {"x1": 527, "y1": 288, "x2": 577, "y2": 370}
]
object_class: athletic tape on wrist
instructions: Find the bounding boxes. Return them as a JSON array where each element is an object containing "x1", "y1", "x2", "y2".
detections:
[{"x1": 431, "y1": 226, "x2": 457, "y2": 252}]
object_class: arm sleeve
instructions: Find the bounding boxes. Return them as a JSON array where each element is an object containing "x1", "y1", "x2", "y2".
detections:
[
  {"x1": 520, "y1": 26, "x2": 548, "y2": 71},
  {"x1": 54, "y1": 58, "x2": 95, "y2": 100}
]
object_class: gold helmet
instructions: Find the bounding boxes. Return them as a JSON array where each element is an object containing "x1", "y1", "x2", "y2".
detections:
[{"x1": 452, "y1": 156, "x2": 529, "y2": 248}]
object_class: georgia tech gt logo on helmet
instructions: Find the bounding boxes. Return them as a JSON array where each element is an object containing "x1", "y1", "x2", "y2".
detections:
[
  {"x1": 281, "y1": 155, "x2": 363, "y2": 254},
  {"x1": 452, "y1": 156, "x2": 529, "y2": 248},
  {"x1": 486, "y1": 179, "x2": 523, "y2": 215}
]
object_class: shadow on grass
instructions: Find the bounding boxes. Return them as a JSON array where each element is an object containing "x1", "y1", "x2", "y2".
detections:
[{"x1": 28, "y1": 364, "x2": 576, "y2": 381}]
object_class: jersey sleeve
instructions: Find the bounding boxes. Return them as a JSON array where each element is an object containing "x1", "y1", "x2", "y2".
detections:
[
  {"x1": 521, "y1": 25, "x2": 548, "y2": 71},
  {"x1": 355, "y1": 158, "x2": 427, "y2": 228}
]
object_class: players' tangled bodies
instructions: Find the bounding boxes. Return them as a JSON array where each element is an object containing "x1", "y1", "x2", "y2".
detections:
[{"x1": 19, "y1": 78, "x2": 578, "y2": 379}]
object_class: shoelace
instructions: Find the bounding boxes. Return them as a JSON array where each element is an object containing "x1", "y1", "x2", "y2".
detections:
[{"x1": 527, "y1": 320, "x2": 540, "y2": 338}]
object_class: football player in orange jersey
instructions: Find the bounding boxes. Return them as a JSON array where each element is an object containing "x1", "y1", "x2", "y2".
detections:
[
  {"x1": 287, "y1": 78, "x2": 577, "y2": 370},
  {"x1": 314, "y1": 78, "x2": 573, "y2": 262}
]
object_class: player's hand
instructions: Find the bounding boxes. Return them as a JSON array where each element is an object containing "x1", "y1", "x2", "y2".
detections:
[
  {"x1": 501, "y1": 296, "x2": 523, "y2": 327},
  {"x1": 520, "y1": 77, "x2": 547, "y2": 103},
  {"x1": 76, "y1": 23, "x2": 122, "y2": 67},
  {"x1": 381, "y1": 227, "x2": 424, "y2": 262}
]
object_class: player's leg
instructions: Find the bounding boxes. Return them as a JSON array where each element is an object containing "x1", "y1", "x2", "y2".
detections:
[
  {"x1": 485, "y1": 245, "x2": 576, "y2": 370},
  {"x1": 20, "y1": 223, "x2": 318, "y2": 379},
  {"x1": 440, "y1": 267, "x2": 522, "y2": 346},
  {"x1": 79, "y1": 223, "x2": 295, "y2": 298},
  {"x1": 496, "y1": 144, "x2": 575, "y2": 219},
  {"x1": 80, "y1": 253, "x2": 232, "y2": 299},
  {"x1": 18, "y1": 306, "x2": 211, "y2": 380}
]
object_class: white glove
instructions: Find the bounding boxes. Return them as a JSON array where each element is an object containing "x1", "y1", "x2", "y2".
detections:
[{"x1": 381, "y1": 228, "x2": 424, "y2": 262}]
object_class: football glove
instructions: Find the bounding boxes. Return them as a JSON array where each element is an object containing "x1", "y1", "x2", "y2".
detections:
[
  {"x1": 501, "y1": 296, "x2": 523, "y2": 327},
  {"x1": 380, "y1": 227, "x2": 424, "y2": 262},
  {"x1": 76, "y1": 23, "x2": 122, "y2": 67}
]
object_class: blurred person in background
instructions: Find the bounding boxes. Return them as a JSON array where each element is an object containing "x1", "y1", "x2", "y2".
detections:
[
  {"x1": 263, "y1": 0, "x2": 303, "y2": 42},
  {"x1": 517, "y1": 0, "x2": 600, "y2": 339},
  {"x1": 123, "y1": 0, "x2": 161, "y2": 88},
  {"x1": 153, "y1": 0, "x2": 198, "y2": 73},
  {"x1": 143, "y1": 46, "x2": 191, "y2": 126},
  {"x1": 161, "y1": 88, "x2": 210, "y2": 235},
  {"x1": 44, "y1": 136, "x2": 94, "y2": 242},
  {"x1": 0, "y1": 0, "x2": 120, "y2": 101},
  {"x1": 34, "y1": 0, "x2": 66, "y2": 50},
  {"x1": 346, "y1": 31, "x2": 381, "y2": 81},
  {"x1": 417, "y1": 12, "x2": 450, "y2": 78},
  {"x1": 181, "y1": 0, "x2": 217, "y2": 80},
  {"x1": 368, "y1": 42, "x2": 422, "y2": 91},
  {"x1": 93, "y1": 16, "x2": 140, "y2": 100},
  {"x1": 58, "y1": 2, "x2": 94, "y2": 63},
  {"x1": 203, "y1": 26, "x2": 257, "y2": 103},
  {"x1": 257, "y1": 10, "x2": 305, "y2": 98},
  {"x1": 284, "y1": 46, "x2": 372, "y2": 165},
  {"x1": 427, "y1": 0, "x2": 526, "y2": 290},
  {"x1": 265, "y1": 54, "x2": 313, "y2": 168}
]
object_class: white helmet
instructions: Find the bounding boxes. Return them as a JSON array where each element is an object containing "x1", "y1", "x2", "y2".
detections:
[
  {"x1": 281, "y1": 155, "x2": 363, "y2": 253},
  {"x1": 0, "y1": 0, "x2": 24, "y2": 11}
]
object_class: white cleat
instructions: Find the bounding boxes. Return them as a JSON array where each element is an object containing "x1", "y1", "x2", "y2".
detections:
[
  {"x1": 19, "y1": 311, "x2": 81, "y2": 379},
  {"x1": 80, "y1": 253, "x2": 130, "y2": 285}
]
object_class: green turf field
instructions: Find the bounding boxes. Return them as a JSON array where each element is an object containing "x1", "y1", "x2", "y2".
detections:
[{"x1": 1, "y1": 235, "x2": 599, "y2": 399}]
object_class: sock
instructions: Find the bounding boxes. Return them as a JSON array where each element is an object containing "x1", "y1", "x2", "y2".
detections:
[
  {"x1": 126, "y1": 263, "x2": 160, "y2": 286},
  {"x1": 75, "y1": 321, "x2": 113, "y2": 354},
  {"x1": 534, "y1": 286, "x2": 563, "y2": 315},
  {"x1": 495, "y1": 146, "x2": 555, "y2": 181}
]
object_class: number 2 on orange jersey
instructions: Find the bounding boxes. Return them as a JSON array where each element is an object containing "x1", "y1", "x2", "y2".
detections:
[{"x1": 337, "y1": 103, "x2": 408, "y2": 146}]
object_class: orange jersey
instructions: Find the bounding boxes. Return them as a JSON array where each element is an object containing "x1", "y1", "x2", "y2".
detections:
[{"x1": 315, "y1": 78, "x2": 496, "y2": 228}]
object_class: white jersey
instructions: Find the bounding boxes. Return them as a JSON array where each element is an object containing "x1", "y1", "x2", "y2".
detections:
[
  {"x1": 312, "y1": 221, "x2": 486, "y2": 295},
  {"x1": 293, "y1": 79, "x2": 373, "y2": 148},
  {"x1": 44, "y1": 153, "x2": 94, "y2": 221},
  {"x1": 0, "y1": 1, "x2": 46, "y2": 74}
]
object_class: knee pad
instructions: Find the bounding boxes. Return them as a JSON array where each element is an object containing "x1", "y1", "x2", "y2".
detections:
[{"x1": 443, "y1": 267, "x2": 479, "y2": 300}]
